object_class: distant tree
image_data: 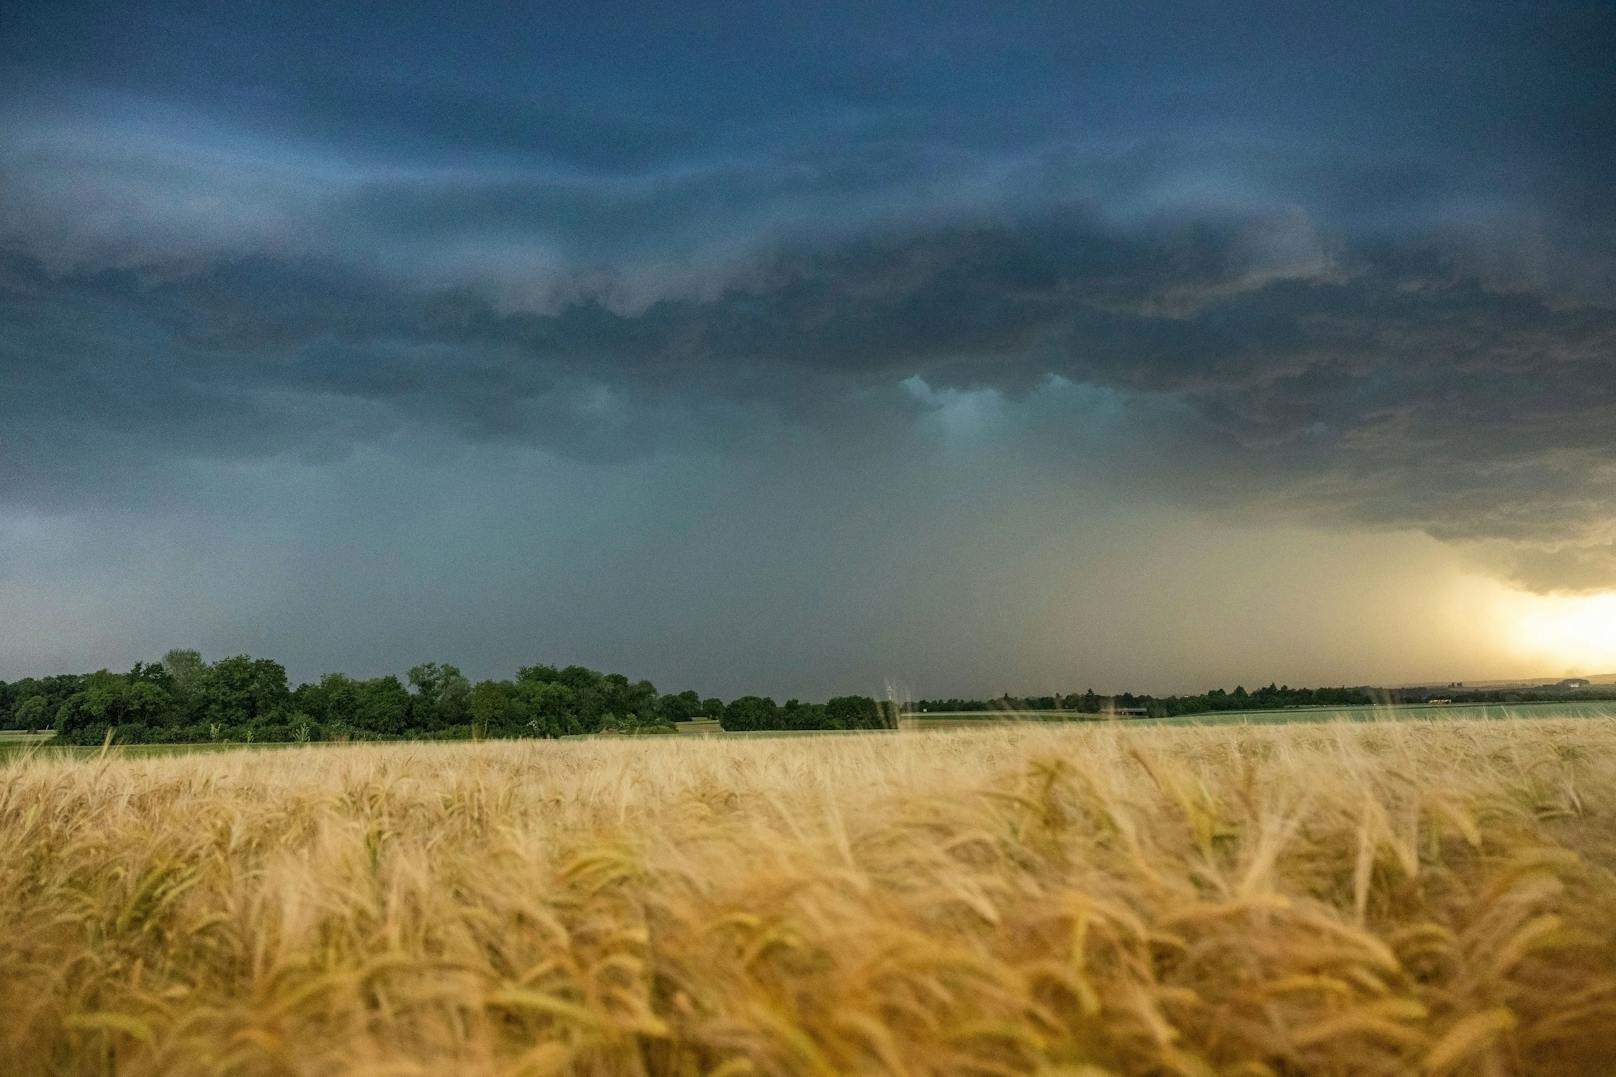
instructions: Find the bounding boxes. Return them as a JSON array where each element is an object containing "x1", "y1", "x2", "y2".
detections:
[
  {"x1": 558, "y1": 665, "x2": 604, "y2": 692},
  {"x1": 516, "y1": 664, "x2": 561, "y2": 685},
  {"x1": 14, "y1": 695, "x2": 48, "y2": 733},
  {"x1": 514, "y1": 679, "x2": 579, "y2": 737},
  {"x1": 469, "y1": 680, "x2": 514, "y2": 738},
  {"x1": 197, "y1": 656, "x2": 290, "y2": 728},
  {"x1": 547, "y1": 665, "x2": 608, "y2": 729},
  {"x1": 352, "y1": 676, "x2": 411, "y2": 737},
  {"x1": 721, "y1": 695, "x2": 780, "y2": 732},
  {"x1": 54, "y1": 673, "x2": 171, "y2": 743},
  {"x1": 129, "y1": 661, "x2": 176, "y2": 694},
  {"x1": 295, "y1": 672, "x2": 361, "y2": 730},
  {"x1": 657, "y1": 689, "x2": 704, "y2": 724},
  {"x1": 407, "y1": 662, "x2": 471, "y2": 730},
  {"x1": 162, "y1": 649, "x2": 206, "y2": 695},
  {"x1": 826, "y1": 695, "x2": 883, "y2": 730},
  {"x1": 782, "y1": 700, "x2": 831, "y2": 730}
]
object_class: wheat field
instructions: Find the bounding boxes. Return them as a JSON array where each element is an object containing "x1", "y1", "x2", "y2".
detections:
[{"x1": 3, "y1": 717, "x2": 1615, "y2": 1076}]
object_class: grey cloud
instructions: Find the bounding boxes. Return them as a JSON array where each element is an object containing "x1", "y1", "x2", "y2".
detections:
[
  {"x1": 16, "y1": 91, "x2": 1611, "y2": 304},
  {"x1": 1495, "y1": 542, "x2": 1616, "y2": 595},
  {"x1": 3, "y1": 181, "x2": 1614, "y2": 589},
  {"x1": 3, "y1": 71, "x2": 1616, "y2": 588}
]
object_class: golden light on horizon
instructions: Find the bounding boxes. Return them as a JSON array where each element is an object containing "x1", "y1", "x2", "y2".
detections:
[{"x1": 1500, "y1": 589, "x2": 1616, "y2": 673}]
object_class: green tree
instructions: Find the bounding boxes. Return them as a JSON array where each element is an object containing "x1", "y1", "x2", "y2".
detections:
[
  {"x1": 54, "y1": 674, "x2": 171, "y2": 743},
  {"x1": 721, "y1": 696, "x2": 780, "y2": 732},
  {"x1": 657, "y1": 689, "x2": 703, "y2": 724},
  {"x1": 14, "y1": 695, "x2": 48, "y2": 733},
  {"x1": 197, "y1": 656, "x2": 291, "y2": 728},
  {"x1": 162, "y1": 648, "x2": 207, "y2": 695},
  {"x1": 826, "y1": 695, "x2": 883, "y2": 730},
  {"x1": 469, "y1": 680, "x2": 514, "y2": 739},
  {"x1": 407, "y1": 662, "x2": 472, "y2": 730},
  {"x1": 295, "y1": 672, "x2": 360, "y2": 728},
  {"x1": 514, "y1": 679, "x2": 579, "y2": 737},
  {"x1": 782, "y1": 700, "x2": 830, "y2": 730},
  {"x1": 352, "y1": 676, "x2": 412, "y2": 737}
]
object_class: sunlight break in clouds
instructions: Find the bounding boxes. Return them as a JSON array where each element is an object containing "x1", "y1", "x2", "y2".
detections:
[{"x1": 1500, "y1": 589, "x2": 1616, "y2": 674}]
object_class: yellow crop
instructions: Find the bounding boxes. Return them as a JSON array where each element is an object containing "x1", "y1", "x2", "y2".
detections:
[{"x1": 3, "y1": 717, "x2": 1614, "y2": 1074}]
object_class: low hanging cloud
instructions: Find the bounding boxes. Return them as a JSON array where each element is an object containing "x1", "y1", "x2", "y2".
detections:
[{"x1": 4, "y1": 194, "x2": 1613, "y2": 594}]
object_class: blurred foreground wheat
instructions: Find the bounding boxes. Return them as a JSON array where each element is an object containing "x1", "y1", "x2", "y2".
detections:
[{"x1": 3, "y1": 718, "x2": 1616, "y2": 1075}]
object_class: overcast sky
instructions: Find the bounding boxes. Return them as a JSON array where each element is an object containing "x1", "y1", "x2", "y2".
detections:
[{"x1": 2, "y1": 2, "x2": 1613, "y2": 696}]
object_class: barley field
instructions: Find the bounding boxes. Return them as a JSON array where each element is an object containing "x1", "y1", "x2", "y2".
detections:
[{"x1": 3, "y1": 717, "x2": 1615, "y2": 1075}]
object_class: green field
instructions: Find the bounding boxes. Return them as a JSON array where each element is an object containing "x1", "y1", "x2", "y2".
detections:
[
  {"x1": 911, "y1": 700, "x2": 1615, "y2": 727},
  {"x1": 1157, "y1": 699, "x2": 1616, "y2": 724},
  {"x1": 0, "y1": 731, "x2": 53, "y2": 755},
  {"x1": 0, "y1": 735, "x2": 325, "y2": 761},
  {"x1": 5, "y1": 699, "x2": 1611, "y2": 759}
]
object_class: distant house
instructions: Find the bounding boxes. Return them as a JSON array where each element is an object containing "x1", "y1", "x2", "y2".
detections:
[
  {"x1": 1427, "y1": 698, "x2": 1452, "y2": 705},
  {"x1": 1557, "y1": 678, "x2": 1592, "y2": 689}
]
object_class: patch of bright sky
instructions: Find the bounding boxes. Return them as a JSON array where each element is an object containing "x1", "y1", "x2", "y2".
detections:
[{"x1": 1493, "y1": 588, "x2": 1616, "y2": 674}]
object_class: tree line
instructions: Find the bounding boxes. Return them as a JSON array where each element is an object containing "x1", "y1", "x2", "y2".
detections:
[
  {"x1": 0, "y1": 651, "x2": 889, "y2": 745},
  {"x1": 912, "y1": 680, "x2": 1616, "y2": 718},
  {"x1": 6, "y1": 657, "x2": 1612, "y2": 745},
  {"x1": 912, "y1": 684, "x2": 1377, "y2": 718}
]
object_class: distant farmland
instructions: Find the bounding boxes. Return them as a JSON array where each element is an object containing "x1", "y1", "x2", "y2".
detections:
[
  {"x1": 903, "y1": 699, "x2": 1615, "y2": 730},
  {"x1": 7, "y1": 700, "x2": 1615, "y2": 758},
  {"x1": 1157, "y1": 699, "x2": 1616, "y2": 724}
]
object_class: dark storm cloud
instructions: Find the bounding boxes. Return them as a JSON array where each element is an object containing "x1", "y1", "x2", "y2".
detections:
[
  {"x1": 1, "y1": 0, "x2": 1613, "y2": 593},
  {"x1": 6, "y1": 213, "x2": 1611, "y2": 563}
]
